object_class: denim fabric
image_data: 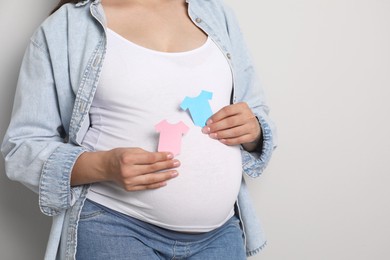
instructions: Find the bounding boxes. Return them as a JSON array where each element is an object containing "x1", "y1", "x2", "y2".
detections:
[
  {"x1": 76, "y1": 199, "x2": 246, "y2": 260},
  {"x1": 1, "y1": 0, "x2": 277, "y2": 259}
]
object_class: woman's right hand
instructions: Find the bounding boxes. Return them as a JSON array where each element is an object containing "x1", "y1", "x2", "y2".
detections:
[{"x1": 71, "y1": 148, "x2": 180, "y2": 191}]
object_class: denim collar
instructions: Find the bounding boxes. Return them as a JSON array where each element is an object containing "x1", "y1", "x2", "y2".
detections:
[{"x1": 75, "y1": 0, "x2": 100, "y2": 7}]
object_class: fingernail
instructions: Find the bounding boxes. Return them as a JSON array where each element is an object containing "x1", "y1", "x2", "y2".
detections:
[
  {"x1": 167, "y1": 153, "x2": 174, "y2": 159},
  {"x1": 171, "y1": 171, "x2": 179, "y2": 177},
  {"x1": 209, "y1": 133, "x2": 218, "y2": 139},
  {"x1": 206, "y1": 119, "x2": 213, "y2": 125},
  {"x1": 202, "y1": 127, "x2": 210, "y2": 134},
  {"x1": 173, "y1": 160, "x2": 180, "y2": 167}
]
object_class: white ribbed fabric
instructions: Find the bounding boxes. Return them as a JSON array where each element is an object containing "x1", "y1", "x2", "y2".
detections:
[{"x1": 82, "y1": 29, "x2": 242, "y2": 232}]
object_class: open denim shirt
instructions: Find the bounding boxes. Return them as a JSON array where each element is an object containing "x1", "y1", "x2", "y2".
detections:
[{"x1": 1, "y1": 0, "x2": 277, "y2": 259}]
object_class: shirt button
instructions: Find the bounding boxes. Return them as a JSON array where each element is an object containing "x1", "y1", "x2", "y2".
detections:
[
  {"x1": 226, "y1": 53, "x2": 232, "y2": 59},
  {"x1": 195, "y1": 18, "x2": 202, "y2": 23}
]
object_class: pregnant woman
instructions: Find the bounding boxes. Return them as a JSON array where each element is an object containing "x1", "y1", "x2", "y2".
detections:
[{"x1": 1, "y1": 0, "x2": 276, "y2": 259}]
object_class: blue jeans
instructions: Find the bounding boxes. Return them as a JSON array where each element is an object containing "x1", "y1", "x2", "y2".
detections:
[{"x1": 76, "y1": 199, "x2": 246, "y2": 260}]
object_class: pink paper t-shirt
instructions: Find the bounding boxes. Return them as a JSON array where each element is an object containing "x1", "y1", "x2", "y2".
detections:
[{"x1": 155, "y1": 120, "x2": 189, "y2": 156}]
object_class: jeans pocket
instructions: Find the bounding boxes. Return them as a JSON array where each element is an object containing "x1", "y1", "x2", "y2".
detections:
[{"x1": 79, "y1": 199, "x2": 106, "y2": 220}]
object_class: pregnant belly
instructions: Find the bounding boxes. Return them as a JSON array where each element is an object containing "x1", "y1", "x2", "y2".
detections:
[{"x1": 87, "y1": 137, "x2": 243, "y2": 232}]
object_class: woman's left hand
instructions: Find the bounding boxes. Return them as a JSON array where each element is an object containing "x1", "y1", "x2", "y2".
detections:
[{"x1": 201, "y1": 102, "x2": 262, "y2": 152}]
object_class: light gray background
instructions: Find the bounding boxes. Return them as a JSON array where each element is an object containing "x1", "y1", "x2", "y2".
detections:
[{"x1": 1, "y1": 0, "x2": 389, "y2": 259}]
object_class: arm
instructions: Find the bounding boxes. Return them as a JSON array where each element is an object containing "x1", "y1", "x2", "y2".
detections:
[
  {"x1": 1, "y1": 38, "x2": 86, "y2": 216},
  {"x1": 2, "y1": 39, "x2": 180, "y2": 218},
  {"x1": 71, "y1": 148, "x2": 179, "y2": 191}
]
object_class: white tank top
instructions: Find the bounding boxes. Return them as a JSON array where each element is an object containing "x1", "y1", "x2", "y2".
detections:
[{"x1": 82, "y1": 29, "x2": 242, "y2": 232}]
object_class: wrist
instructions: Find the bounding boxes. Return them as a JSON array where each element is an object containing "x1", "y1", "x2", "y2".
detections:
[
  {"x1": 242, "y1": 116, "x2": 262, "y2": 152},
  {"x1": 71, "y1": 150, "x2": 111, "y2": 186},
  {"x1": 242, "y1": 132, "x2": 262, "y2": 152}
]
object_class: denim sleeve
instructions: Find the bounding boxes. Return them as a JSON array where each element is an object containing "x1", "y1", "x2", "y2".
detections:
[
  {"x1": 222, "y1": 4, "x2": 278, "y2": 178},
  {"x1": 1, "y1": 38, "x2": 86, "y2": 216}
]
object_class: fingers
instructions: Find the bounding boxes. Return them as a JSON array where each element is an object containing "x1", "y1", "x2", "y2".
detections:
[
  {"x1": 207, "y1": 121, "x2": 260, "y2": 146},
  {"x1": 119, "y1": 155, "x2": 180, "y2": 190},
  {"x1": 119, "y1": 148, "x2": 174, "y2": 165},
  {"x1": 207, "y1": 124, "x2": 260, "y2": 146},
  {"x1": 122, "y1": 170, "x2": 179, "y2": 191},
  {"x1": 109, "y1": 148, "x2": 181, "y2": 192},
  {"x1": 127, "y1": 158, "x2": 180, "y2": 177},
  {"x1": 202, "y1": 102, "x2": 261, "y2": 146},
  {"x1": 206, "y1": 102, "x2": 246, "y2": 124}
]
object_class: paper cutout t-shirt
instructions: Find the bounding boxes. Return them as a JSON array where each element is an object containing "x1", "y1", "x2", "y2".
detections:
[
  {"x1": 155, "y1": 120, "x2": 189, "y2": 156},
  {"x1": 180, "y1": 90, "x2": 213, "y2": 127}
]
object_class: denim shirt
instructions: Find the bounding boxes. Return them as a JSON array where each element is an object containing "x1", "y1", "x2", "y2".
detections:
[{"x1": 1, "y1": 0, "x2": 276, "y2": 259}]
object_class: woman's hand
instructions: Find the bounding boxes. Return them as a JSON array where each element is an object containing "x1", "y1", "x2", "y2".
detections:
[
  {"x1": 71, "y1": 148, "x2": 180, "y2": 191},
  {"x1": 201, "y1": 102, "x2": 262, "y2": 152}
]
